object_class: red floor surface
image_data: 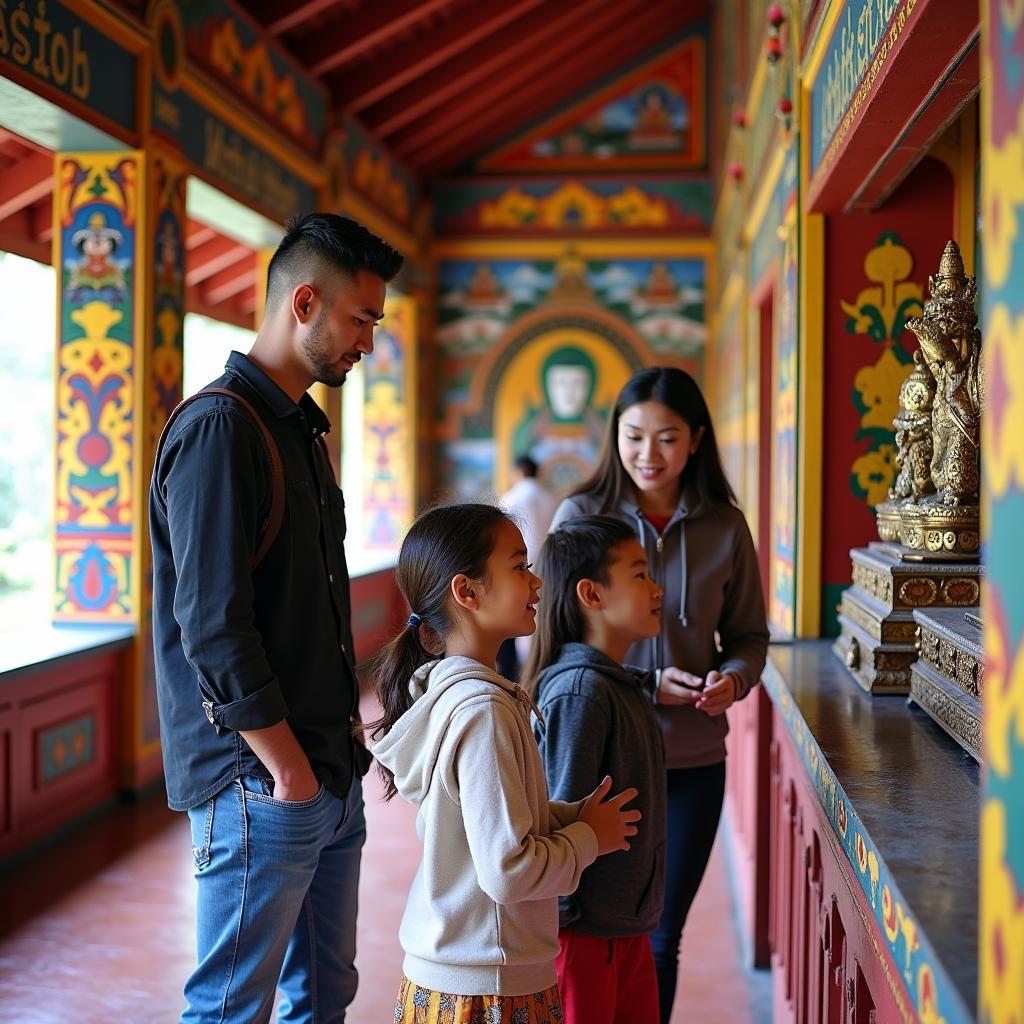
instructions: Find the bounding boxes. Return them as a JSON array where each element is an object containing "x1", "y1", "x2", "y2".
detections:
[{"x1": 0, "y1": 770, "x2": 764, "y2": 1023}]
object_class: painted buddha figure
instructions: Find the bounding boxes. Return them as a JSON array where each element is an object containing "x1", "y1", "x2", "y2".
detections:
[{"x1": 511, "y1": 345, "x2": 607, "y2": 490}]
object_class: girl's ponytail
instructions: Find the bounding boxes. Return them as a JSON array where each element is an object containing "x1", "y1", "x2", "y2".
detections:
[
  {"x1": 367, "y1": 502, "x2": 513, "y2": 800},
  {"x1": 367, "y1": 620, "x2": 434, "y2": 800}
]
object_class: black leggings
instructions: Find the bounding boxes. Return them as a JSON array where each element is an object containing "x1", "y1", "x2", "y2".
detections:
[{"x1": 650, "y1": 761, "x2": 727, "y2": 1024}]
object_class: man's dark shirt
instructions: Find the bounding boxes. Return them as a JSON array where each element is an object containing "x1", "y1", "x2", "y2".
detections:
[{"x1": 150, "y1": 351, "x2": 368, "y2": 811}]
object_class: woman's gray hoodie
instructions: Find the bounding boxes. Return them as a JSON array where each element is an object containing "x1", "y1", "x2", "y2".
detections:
[
  {"x1": 372, "y1": 656, "x2": 599, "y2": 996},
  {"x1": 550, "y1": 488, "x2": 769, "y2": 769},
  {"x1": 534, "y1": 643, "x2": 666, "y2": 937}
]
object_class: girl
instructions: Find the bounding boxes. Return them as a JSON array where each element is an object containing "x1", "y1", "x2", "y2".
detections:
[
  {"x1": 524, "y1": 515, "x2": 666, "y2": 1024},
  {"x1": 370, "y1": 502, "x2": 641, "y2": 1024},
  {"x1": 550, "y1": 367, "x2": 769, "y2": 1024}
]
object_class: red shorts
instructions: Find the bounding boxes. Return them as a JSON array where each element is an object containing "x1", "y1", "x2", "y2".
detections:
[{"x1": 555, "y1": 928, "x2": 659, "y2": 1024}]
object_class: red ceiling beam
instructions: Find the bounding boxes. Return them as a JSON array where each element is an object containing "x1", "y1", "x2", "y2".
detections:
[
  {"x1": 186, "y1": 236, "x2": 252, "y2": 286},
  {"x1": 363, "y1": 0, "x2": 615, "y2": 140},
  {"x1": 30, "y1": 197, "x2": 52, "y2": 242},
  {"x1": 302, "y1": 0, "x2": 455, "y2": 78},
  {"x1": 0, "y1": 223, "x2": 50, "y2": 265},
  {"x1": 398, "y1": 0, "x2": 678, "y2": 163},
  {"x1": 187, "y1": 285, "x2": 255, "y2": 332},
  {"x1": 393, "y1": 0, "x2": 645, "y2": 157},
  {"x1": 0, "y1": 152, "x2": 54, "y2": 222},
  {"x1": 416, "y1": 0, "x2": 682, "y2": 175},
  {"x1": 332, "y1": 0, "x2": 549, "y2": 114},
  {"x1": 202, "y1": 257, "x2": 258, "y2": 305},
  {"x1": 186, "y1": 222, "x2": 218, "y2": 250},
  {"x1": 264, "y1": 0, "x2": 346, "y2": 37}
]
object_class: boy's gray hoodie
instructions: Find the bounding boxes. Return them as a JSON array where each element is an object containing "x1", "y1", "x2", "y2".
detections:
[
  {"x1": 550, "y1": 488, "x2": 769, "y2": 769},
  {"x1": 372, "y1": 656, "x2": 599, "y2": 997},
  {"x1": 534, "y1": 643, "x2": 666, "y2": 937}
]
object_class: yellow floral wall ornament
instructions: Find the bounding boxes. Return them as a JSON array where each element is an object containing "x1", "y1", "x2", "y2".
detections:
[
  {"x1": 840, "y1": 233, "x2": 924, "y2": 342},
  {"x1": 841, "y1": 233, "x2": 924, "y2": 508},
  {"x1": 478, "y1": 182, "x2": 670, "y2": 230}
]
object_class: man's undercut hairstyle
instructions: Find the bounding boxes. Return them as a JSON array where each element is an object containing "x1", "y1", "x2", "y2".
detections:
[{"x1": 265, "y1": 212, "x2": 404, "y2": 312}]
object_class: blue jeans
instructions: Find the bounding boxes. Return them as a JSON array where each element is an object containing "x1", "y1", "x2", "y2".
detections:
[
  {"x1": 650, "y1": 762, "x2": 726, "y2": 1024},
  {"x1": 182, "y1": 774, "x2": 366, "y2": 1024}
]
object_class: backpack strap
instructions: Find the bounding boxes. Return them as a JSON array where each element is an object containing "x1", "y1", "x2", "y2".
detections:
[{"x1": 153, "y1": 386, "x2": 285, "y2": 569}]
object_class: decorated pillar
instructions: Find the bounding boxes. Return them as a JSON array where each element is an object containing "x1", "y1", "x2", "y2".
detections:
[
  {"x1": 52, "y1": 147, "x2": 188, "y2": 785},
  {"x1": 133, "y1": 146, "x2": 188, "y2": 785},
  {"x1": 979, "y1": 2, "x2": 1024, "y2": 1021},
  {"x1": 54, "y1": 152, "x2": 145, "y2": 624}
]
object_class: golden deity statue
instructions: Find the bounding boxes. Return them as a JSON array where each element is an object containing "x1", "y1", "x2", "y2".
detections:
[
  {"x1": 889, "y1": 350, "x2": 935, "y2": 502},
  {"x1": 906, "y1": 240, "x2": 983, "y2": 505},
  {"x1": 876, "y1": 240, "x2": 982, "y2": 555}
]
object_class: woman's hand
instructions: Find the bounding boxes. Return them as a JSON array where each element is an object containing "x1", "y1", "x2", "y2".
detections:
[
  {"x1": 656, "y1": 666, "x2": 704, "y2": 705},
  {"x1": 696, "y1": 670, "x2": 739, "y2": 716}
]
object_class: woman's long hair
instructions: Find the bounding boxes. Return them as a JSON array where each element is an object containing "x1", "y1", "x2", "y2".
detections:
[
  {"x1": 521, "y1": 515, "x2": 636, "y2": 698},
  {"x1": 570, "y1": 366, "x2": 737, "y2": 512},
  {"x1": 368, "y1": 502, "x2": 512, "y2": 800}
]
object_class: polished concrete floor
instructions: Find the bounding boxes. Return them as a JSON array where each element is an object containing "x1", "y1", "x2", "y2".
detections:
[{"x1": 0, "y1": 771, "x2": 770, "y2": 1023}]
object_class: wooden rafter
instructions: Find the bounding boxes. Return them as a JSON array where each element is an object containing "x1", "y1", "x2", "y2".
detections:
[
  {"x1": 332, "y1": 0, "x2": 549, "y2": 114},
  {"x1": 186, "y1": 236, "x2": 252, "y2": 287},
  {"x1": 302, "y1": 0, "x2": 456, "y2": 78},
  {"x1": 0, "y1": 153, "x2": 54, "y2": 223},
  {"x1": 416, "y1": 0, "x2": 682, "y2": 174},
  {"x1": 396, "y1": 0, "x2": 679, "y2": 162},
  {"x1": 265, "y1": 0, "x2": 347, "y2": 37},
  {"x1": 202, "y1": 257, "x2": 258, "y2": 305},
  {"x1": 364, "y1": 0, "x2": 615, "y2": 140}
]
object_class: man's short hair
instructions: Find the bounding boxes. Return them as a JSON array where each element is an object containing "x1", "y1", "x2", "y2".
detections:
[
  {"x1": 265, "y1": 213, "x2": 404, "y2": 311},
  {"x1": 514, "y1": 455, "x2": 539, "y2": 478}
]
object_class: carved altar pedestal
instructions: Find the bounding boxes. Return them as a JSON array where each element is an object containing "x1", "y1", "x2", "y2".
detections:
[
  {"x1": 832, "y1": 543, "x2": 982, "y2": 694},
  {"x1": 909, "y1": 608, "x2": 983, "y2": 760}
]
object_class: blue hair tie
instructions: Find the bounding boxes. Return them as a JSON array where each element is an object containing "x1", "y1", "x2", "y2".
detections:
[{"x1": 406, "y1": 613, "x2": 422, "y2": 629}]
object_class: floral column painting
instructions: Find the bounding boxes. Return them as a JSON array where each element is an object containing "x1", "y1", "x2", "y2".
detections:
[
  {"x1": 54, "y1": 152, "x2": 143, "y2": 622},
  {"x1": 980, "y1": 3, "x2": 1024, "y2": 1021}
]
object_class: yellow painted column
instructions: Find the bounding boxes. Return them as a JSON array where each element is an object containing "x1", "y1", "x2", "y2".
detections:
[{"x1": 53, "y1": 152, "x2": 147, "y2": 625}]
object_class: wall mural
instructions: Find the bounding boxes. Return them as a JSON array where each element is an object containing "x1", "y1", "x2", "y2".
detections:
[
  {"x1": 477, "y1": 34, "x2": 706, "y2": 172},
  {"x1": 435, "y1": 248, "x2": 706, "y2": 497},
  {"x1": 360, "y1": 294, "x2": 416, "y2": 551},
  {"x1": 980, "y1": 1, "x2": 1024, "y2": 1020},
  {"x1": 54, "y1": 154, "x2": 141, "y2": 622}
]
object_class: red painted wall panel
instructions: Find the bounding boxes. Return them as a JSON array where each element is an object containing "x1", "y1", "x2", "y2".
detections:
[
  {"x1": 0, "y1": 647, "x2": 124, "y2": 863},
  {"x1": 768, "y1": 704, "x2": 913, "y2": 1024}
]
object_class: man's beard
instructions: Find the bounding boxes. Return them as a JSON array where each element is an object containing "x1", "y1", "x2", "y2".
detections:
[{"x1": 302, "y1": 310, "x2": 348, "y2": 387}]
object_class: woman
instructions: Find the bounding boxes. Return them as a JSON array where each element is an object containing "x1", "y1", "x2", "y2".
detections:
[{"x1": 550, "y1": 366, "x2": 769, "y2": 1023}]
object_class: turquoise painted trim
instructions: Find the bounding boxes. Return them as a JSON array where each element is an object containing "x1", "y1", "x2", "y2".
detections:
[{"x1": 763, "y1": 656, "x2": 974, "y2": 1024}]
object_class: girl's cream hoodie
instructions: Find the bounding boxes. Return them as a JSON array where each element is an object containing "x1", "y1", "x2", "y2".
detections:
[{"x1": 373, "y1": 656, "x2": 598, "y2": 996}]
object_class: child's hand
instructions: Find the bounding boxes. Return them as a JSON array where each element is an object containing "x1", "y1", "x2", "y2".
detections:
[
  {"x1": 656, "y1": 666, "x2": 704, "y2": 705},
  {"x1": 579, "y1": 776, "x2": 641, "y2": 856},
  {"x1": 696, "y1": 670, "x2": 738, "y2": 716}
]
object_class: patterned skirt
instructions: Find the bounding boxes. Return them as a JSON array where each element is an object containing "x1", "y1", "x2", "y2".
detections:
[{"x1": 394, "y1": 976, "x2": 563, "y2": 1024}]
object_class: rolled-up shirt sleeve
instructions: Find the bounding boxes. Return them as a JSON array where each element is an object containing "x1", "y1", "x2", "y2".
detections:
[{"x1": 157, "y1": 407, "x2": 289, "y2": 731}]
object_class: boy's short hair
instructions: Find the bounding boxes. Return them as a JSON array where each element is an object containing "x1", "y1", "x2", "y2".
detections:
[
  {"x1": 265, "y1": 213, "x2": 404, "y2": 311},
  {"x1": 514, "y1": 455, "x2": 539, "y2": 478}
]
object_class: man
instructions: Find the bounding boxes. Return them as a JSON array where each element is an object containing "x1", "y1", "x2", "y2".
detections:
[
  {"x1": 497, "y1": 455, "x2": 558, "y2": 679},
  {"x1": 150, "y1": 213, "x2": 403, "y2": 1023}
]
